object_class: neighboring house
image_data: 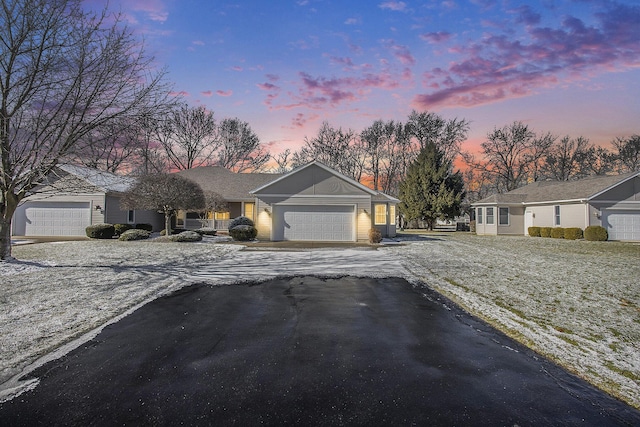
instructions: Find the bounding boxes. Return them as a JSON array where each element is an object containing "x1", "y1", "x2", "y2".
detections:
[
  {"x1": 177, "y1": 161, "x2": 399, "y2": 242},
  {"x1": 473, "y1": 171, "x2": 640, "y2": 241},
  {"x1": 12, "y1": 165, "x2": 163, "y2": 237}
]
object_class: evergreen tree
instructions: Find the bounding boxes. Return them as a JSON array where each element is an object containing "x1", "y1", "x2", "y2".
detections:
[{"x1": 398, "y1": 143, "x2": 465, "y2": 230}]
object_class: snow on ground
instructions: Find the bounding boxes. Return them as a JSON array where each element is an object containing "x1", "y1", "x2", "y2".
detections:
[
  {"x1": 382, "y1": 233, "x2": 640, "y2": 409},
  {"x1": 1, "y1": 234, "x2": 638, "y2": 408}
]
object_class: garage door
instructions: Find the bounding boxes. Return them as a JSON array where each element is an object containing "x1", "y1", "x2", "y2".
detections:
[
  {"x1": 274, "y1": 205, "x2": 355, "y2": 241},
  {"x1": 14, "y1": 202, "x2": 91, "y2": 236},
  {"x1": 602, "y1": 210, "x2": 640, "y2": 241}
]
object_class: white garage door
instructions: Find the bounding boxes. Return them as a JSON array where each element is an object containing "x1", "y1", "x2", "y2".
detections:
[
  {"x1": 274, "y1": 205, "x2": 355, "y2": 241},
  {"x1": 15, "y1": 202, "x2": 91, "y2": 236},
  {"x1": 603, "y1": 210, "x2": 640, "y2": 241}
]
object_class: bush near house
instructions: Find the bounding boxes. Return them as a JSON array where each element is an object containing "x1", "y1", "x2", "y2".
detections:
[
  {"x1": 540, "y1": 227, "x2": 552, "y2": 238},
  {"x1": 564, "y1": 228, "x2": 583, "y2": 240},
  {"x1": 195, "y1": 227, "x2": 217, "y2": 236},
  {"x1": 551, "y1": 227, "x2": 565, "y2": 239},
  {"x1": 528, "y1": 226, "x2": 541, "y2": 237},
  {"x1": 229, "y1": 216, "x2": 254, "y2": 229},
  {"x1": 369, "y1": 228, "x2": 382, "y2": 244},
  {"x1": 118, "y1": 229, "x2": 151, "y2": 241},
  {"x1": 229, "y1": 225, "x2": 258, "y2": 241},
  {"x1": 114, "y1": 223, "x2": 133, "y2": 236},
  {"x1": 135, "y1": 223, "x2": 153, "y2": 232},
  {"x1": 584, "y1": 226, "x2": 608, "y2": 241},
  {"x1": 160, "y1": 228, "x2": 187, "y2": 236},
  {"x1": 86, "y1": 223, "x2": 115, "y2": 239},
  {"x1": 169, "y1": 231, "x2": 203, "y2": 242}
]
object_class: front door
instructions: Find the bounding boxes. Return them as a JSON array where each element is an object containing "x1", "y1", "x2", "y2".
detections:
[{"x1": 525, "y1": 210, "x2": 534, "y2": 235}]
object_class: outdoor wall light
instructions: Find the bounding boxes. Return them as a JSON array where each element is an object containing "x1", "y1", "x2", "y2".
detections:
[
  {"x1": 594, "y1": 211, "x2": 601, "y2": 219},
  {"x1": 94, "y1": 205, "x2": 102, "y2": 211}
]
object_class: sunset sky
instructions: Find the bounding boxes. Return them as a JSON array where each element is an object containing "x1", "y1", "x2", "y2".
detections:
[{"x1": 88, "y1": 0, "x2": 640, "y2": 156}]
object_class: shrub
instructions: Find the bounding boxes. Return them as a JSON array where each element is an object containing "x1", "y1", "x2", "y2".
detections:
[
  {"x1": 564, "y1": 228, "x2": 583, "y2": 240},
  {"x1": 229, "y1": 224, "x2": 257, "y2": 241},
  {"x1": 229, "y1": 216, "x2": 254, "y2": 229},
  {"x1": 86, "y1": 223, "x2": 115, "y2": 239},
  {"x1": 195, "y1": 227, "x2": 217, "y2": 236},
  {"x1": 118, "y1": 229, "x2": 151, "y2": 241},
  {"x1": 114, "y1": 223, "x2": 133, "y2": 236},
  {"x1": 160, "y1": 228, "x2": 187, "y2": 236},
  {"x1": 528, "y1": 226, "x2": 541, "y2": 237},
  {"x1": 584, "y1": 225, "x2": 608, "y2": 241},
  {"x1": 550, "y1": 227, "x2": 565, "y2": 239},
  {"x1": 540, "y1": 227, "x2": 552, "y2": 238},
  {"x1": 369, "y1": 228, "x2": 382, "y2": 244},
  {"x1": 169, "y1": 231, "x2": 203, "y2": 242},
  {"x1": 135, "y1": 223, "x2": 153, "y2": 232}
]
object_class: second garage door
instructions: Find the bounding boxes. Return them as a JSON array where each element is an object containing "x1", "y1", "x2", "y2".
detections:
[
  {"x1": 602, "y1": 210, "x2": 640, "y2": 241},
  {"x1": 14, "y1": 201, "x2": 91, "y2": 236},
  {"x1": 274, "y1": 205, "x2": 355, "y2": 241}
]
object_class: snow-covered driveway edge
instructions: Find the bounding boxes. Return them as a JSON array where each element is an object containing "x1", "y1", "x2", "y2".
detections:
[{"x1": 381, "y1": 234, "x2": 640, "y2": 410}]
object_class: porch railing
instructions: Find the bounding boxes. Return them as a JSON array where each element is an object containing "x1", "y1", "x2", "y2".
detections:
[{"x1": 184, "y1": 218, "x2": 230, "y2": 230}]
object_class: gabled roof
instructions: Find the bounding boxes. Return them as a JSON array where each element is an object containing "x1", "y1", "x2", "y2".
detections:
[
  {"x1": 473, "y1": 171, "x2": 640, "y2": 205},
  {"x1": 59, "y1": 164, "x2": 135, "y2": 193},
  {"x1": 176, "y1": 166, "x2": 283, "y2": 200},
  {"x1": 250, "y1": 160, "x2": 379, "y2": 196}
]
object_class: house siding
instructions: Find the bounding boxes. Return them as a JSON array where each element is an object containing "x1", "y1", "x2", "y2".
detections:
[{"x1": 260, "y1": 164, "x2": 366, "y2": 196}]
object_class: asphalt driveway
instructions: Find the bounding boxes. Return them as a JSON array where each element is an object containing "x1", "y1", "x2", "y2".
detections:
[{"x1": 1, "y1": 276, "x2": 638, "y2": 426}]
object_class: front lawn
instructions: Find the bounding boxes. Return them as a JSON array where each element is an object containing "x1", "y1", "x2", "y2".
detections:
[{"x1": 386, "y1": 233, "x2": 640, "y2": 409}]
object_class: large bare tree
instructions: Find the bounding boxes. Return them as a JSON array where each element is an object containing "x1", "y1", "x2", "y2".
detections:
[
  {"x1": 216, "y1": 118, "x2": 270, "y2": 172},
  {"x1": 463, "y1": 122, "x2": 556, "y2": 193},
  {"x1": 0, "y1": 0, "x2": 170, "y2": 259},
  {"x1": 540, "y1": 136, "x2": 591, "y2": 181},
  {"x1": 612, "y1": 135, "x2": 640, "y2": 173},
  {"x1": 406, "y1": 110, "x2": 469, "y2": 163}
]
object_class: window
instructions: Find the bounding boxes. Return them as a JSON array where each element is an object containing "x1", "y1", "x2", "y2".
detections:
[
  {"x1": 499, "y1": 207, "x2": 509, "y2": 226},
  {"x1": 127, "y1": 210, "x2": 135, "y2": 224},
  {"x1": 374, "y1": 204, "x2": 387, "y2": 225},
  {"x1": 214, "y1": 212, "x2": 230, "y2": 220},
  {"x1": 389, "y1": 205, "x2": 396, "y2": 226},
  {"x1": 244, "y1": 203, "x2": 255, "y2": 220},
  {"x1": 554, "y1": 205, "x2": 561, "y2": 226},
  {"x1": 486, "y1": 207, "x2": 494, "y2": 225},
  {"x1": 477, "y1": 208, "x2": 483, "y2": 224}
]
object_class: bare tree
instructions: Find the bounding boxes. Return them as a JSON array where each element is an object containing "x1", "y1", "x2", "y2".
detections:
[
  {"x1": 270, "y1": 149, "x2": 293, "y2": 173},
  {"x1": 292, "y1": 121, "x2": 365, "y2": 181},
  {"x1": 583, "y1": 146, "x2": 617, "y2": 176},
  {"x1": 157, "y1": 105, "x2": 219, "y2": 171},
  {"x1": 612, "y1": 135, "x2": 640, "y2": 173},
  {"x1": 0, "y1": 0, "x2": 170, "y2": 259},
  {"x1": 463, "y1": 122, "x2": 556, "y2": 193},
  {"x1": 216, "y1": 118, "x2": 270, "y2": 172},
  {"x1": 406, "y1": 110, "x2": 469, "y2": 163},
  {"x1": 120, "y1": 174, "x2": 205, "y2": 235},
  {"x1": 540, "y1": 136, "x2": 591, "y2": 181}
]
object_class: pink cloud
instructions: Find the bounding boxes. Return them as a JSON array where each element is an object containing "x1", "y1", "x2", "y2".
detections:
[
  {"x1": 231, "y1": 66, "x2": 243, "y2": 72},
  {"x1": 130, "y1": 0, "x2": 169, "y2": 22},
  {"x1": 257, "y1": 82, "x2": 280, "y2": 91},
  {"x1": 216, "y1": 90, "x2": 233, "y2": 97},
  {"x1": 168, "y1": 90, "x2": 189, "y2": 97},
  {"x1": 385, "y1": 40, "x2": 415, "y2": 66},
  {"x1": 201, "y1": 90, "x2": 213, "y2": 97},
  {"x1": 413, "y1": 2, "x2": 640, "y2": 109}
]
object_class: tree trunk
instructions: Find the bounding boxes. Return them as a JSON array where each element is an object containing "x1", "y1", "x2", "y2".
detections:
[
  {"x1": 0, "y1": 192, "x2": 19, "y2": 260},
  {"x1": 164, "y1": 208, "x2": 172, "y2": 236}
]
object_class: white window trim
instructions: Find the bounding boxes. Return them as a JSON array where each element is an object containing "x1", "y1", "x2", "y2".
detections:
[
  {"x1": 498, "y1": 207, "x2": 509, "y2": 226},
  {"x1": 374, "y1": 204, "x2": 387, "y2": 225},
  {"x1": 486, "y1": 207, "x2": 494, "y2": 225},
  {"x1": 477, "y1": 207, "x2": 483, "y2": 225},
  {"x1": 554, "y1": 205, "x2": 561, "y2": 226}
]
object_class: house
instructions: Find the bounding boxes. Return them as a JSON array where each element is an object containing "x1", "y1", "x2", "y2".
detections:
[
  {"x1": 473, "y1": 171, "x2": 640, "y2": 241},
  {"x1": 176, "y1": 161, "x2": 399, "y2": 242},
  {"x1": 12, "y1": 165, "x2": 164, "y2": 237}
]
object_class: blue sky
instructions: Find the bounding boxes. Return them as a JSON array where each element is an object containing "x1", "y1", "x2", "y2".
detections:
[{"x1": 88, "y1": 0, "x2": 640, "y2": 155}]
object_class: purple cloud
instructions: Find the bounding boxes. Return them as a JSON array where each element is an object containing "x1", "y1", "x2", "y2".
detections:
[
  {"x1": 216, "y1": 90, "x2": 233, "y2": 97},
  {"x1": 379, "y1": 1, "x2": 407, "y2": 12},
  {"x1": 420, "y1": 31, "x2": 453, "y2": 44},
  {"x1": 412, "y1": 2, "x2": 640, "y2": 109}
]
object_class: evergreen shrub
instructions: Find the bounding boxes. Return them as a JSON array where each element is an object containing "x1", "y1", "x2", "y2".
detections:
[
  {"x1": 169, "y1": 231, "x2": 203, "y2": 242},
  {"x1": 540, "y1": 227, "x2": 552, "y2": 238},
  {"x1": 118, "y1": 229, "x2": 151, "y2": 241},
  {"x1": 528, "y1": 226, "x2": 541, "y2": 237},
  {"x1": 86, "y1": 223, "x2": 115, "y2": 239},
  {"x1": 229, "y1": 225, "x2": 257, "y2": 241},
  {"x1": 229, "y1": 216, "x2": 254, "y2": 229},
  {"x1": 564, "y1": 228, "x2": 583, "y2": 240},
  {"x1": 550, "y1": 227, "x2": 565, "y2": 239},
  {"x1": 584, "y1": 226, "x2": 608, "y2": 241},
  {"x1": 114, "y1": 223, "x2": 133, "y2": 236},
  {"x1": 135, "y1": 223, "x2": 153, "y2": 231}
]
